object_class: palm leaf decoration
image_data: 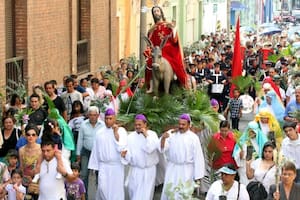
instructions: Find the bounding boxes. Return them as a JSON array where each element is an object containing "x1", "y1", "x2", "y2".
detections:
[
  {"x1": 118, "y1": 92, "x2": 183, "y2": 134},
  {"x1": 233, "y1": 129, "x2": 243, "y2": 150},
  {"x1": 90, "y1": 97, "x2": 110, "y2": 114},
  {"x1": 281, "y1": 45, "x2": 296, "y2": 57},
  {"x1": 289, "y1": 109, "x2": 300, "y2": 122},
  {"x1": 268, "y1": 54, "x2": 279, "y2": 63},
  {"x1": 231, "y1": 75, "x2": 261, "y2": 94},
  {"x1": 117, "y1": 88, "x2": 220, "y2": 135},
  {"x1": 181, "y1": 90, "x2": 219, "y2": 133},
  {"x1": 5, "y1": 60, "x2": 27, "y2": 101},
  {"x1": 268, "y1": 44, "x2": 298, "y2": 65}
]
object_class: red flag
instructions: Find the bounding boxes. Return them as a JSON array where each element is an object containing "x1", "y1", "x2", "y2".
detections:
[{"x1": 230, "y1": 16, "x2": 242, "y2": 98}]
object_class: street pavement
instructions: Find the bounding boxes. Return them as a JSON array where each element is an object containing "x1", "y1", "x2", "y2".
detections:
[{"x1": 87, "y1": 112, "x2": 255, "y2": 200}]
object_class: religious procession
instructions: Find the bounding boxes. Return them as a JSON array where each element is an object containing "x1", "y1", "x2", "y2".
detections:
[{"x1": 1, "y1": 0, "x2": 300, "y2": 200}]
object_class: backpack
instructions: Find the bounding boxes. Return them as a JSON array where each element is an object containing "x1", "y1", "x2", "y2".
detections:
[
  {"x1": 246, "y1": 181, "x2": 267, "y2": 200},
  {"x1": 246, "y1": 164, "x2": 274, "y2": 200}
]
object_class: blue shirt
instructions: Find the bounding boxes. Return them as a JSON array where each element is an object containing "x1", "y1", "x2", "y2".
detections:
[
  {"x1": 75, "y1": 85, "x2": 86, "y2": 93},
  {"x1": 16, "y1": 136, "x2": 41, "y2": 150},
  {"x1": 284, "y1": 99, "x2": 300, "y2": 118},
  {"x1": 76, "y1": 119, "x2": 104, "y2": 155}
]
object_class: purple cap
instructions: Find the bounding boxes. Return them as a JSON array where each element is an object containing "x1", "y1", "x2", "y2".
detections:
[
  {"x1": 179, "y1": 113, "x2": 191, "y2": 123},
  {"x1": 105, "y1": 108, "x2": 115, "y2": 116},
  {"x1": 210, "y1": 98, "x2": 219, "y2": 106},
  {"x1": 135, "y1": 114, "x2": 147, "y2": 122}
]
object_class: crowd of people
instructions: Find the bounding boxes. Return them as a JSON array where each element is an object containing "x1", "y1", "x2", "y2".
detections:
[{"x1": 0, "y1": 4, "x2": 299, "y2": 200}]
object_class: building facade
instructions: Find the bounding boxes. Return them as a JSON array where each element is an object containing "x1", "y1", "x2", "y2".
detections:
[{"x1": 1, "y1": 0, "x2": 119, "y2": 97}]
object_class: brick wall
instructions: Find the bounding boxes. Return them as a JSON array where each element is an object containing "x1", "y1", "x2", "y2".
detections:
[
  {"x1": 79, "y1": 0, "x2": 90, "y2": 40},
  {"x1": 90, "y1": 0, "x2": 119, "y2": 74},
  {"x1": 0, "y1": 1, "x2": 5, "y2": 96},
  {"x1": 110, "y1": 0, "x2": 119, "y2": 65},
  {"x1": 69, "y1": 0, "x2": 78, "y2": 74},
  {"x1": 15, "y1": 0, "x2": 28, "y2": 82},
  {"x1": 1, "y1": 0, "x2": 121, "y2": 95},
  {"x1": 27, "y1": 0, "x2": 72, "y2": 88},
  {"x1": 79, "y1": 0, "x2": 90, "y2": 73}
]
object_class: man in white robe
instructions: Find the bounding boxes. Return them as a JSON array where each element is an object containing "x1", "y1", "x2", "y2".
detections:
[
  {"x1": 160, "y1": 113, "x2": 205, "y2": 200},
  {"x1": 121, "y1": 114, "x2": 159, "y2": 200},
  {"x1": 88, "y1": 108, "x2": 127, "y2": 200}
]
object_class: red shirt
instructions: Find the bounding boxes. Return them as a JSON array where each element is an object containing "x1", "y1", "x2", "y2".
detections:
[{"x1": 208, "y1": 131, "x2": 237, "y2": 170}]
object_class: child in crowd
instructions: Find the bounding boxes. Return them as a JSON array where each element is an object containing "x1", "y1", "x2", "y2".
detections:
[
  {"x1": 0, "y1": 161, "x2": 11, "y2": 198},
  {"x1": 65, "y1": 162, "x2": 86, "y2": 200},
  {"x1": 5, "y1": 169, "x2": 26, "y2": 200},
  {"x1": 224, "y1": 88, "x2": 243, "y2": 130},
  {"x1": 32, "y1": 118, "x2": 63, "y2": 183},
  {"x1": 6, "y1": 149, "x2": 19, "y2": 176}
]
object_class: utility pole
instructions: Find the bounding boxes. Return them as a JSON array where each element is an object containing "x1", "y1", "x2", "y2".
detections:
[{"x1": 139, "y1": 0, "x2": 147, "y2": 69}]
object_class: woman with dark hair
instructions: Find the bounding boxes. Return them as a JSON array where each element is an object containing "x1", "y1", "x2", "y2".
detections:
[
  {"x1": 44, "y1": 81, "x2": 67, "y2": 121},
  {"x1": 268, "y1": 161, "x2": 300, "y2": 200},
  {"x1": 4, "y1": 94, "x2": 25, "y2": 117},
  {"x1": 68, "y1": 101, "x2": 85, "y2": 144},
  {"x1": 233, "y1": 121, "x2": 268, "y2": 185},
  {"x1": 0, "y1": 116, "x2": 21, "y2": 160},
  {"x1": 246, "y1": 141, "x2": 276, "y2": 195},
  {"x1": 208, "y1": 120, "x2": 238, "y2": 170},
  {"x1": 18, "y1": 125, "x2": 41, "y2": 200}
]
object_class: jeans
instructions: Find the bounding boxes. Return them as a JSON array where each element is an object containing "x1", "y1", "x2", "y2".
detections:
[{"x1": 80, "y1": 147, "x2": 91, "y2": 198}]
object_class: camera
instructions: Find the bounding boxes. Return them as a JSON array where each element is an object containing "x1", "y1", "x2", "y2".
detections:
[{"x1": 219, "y1": 195, "x2": 227, "y2": 200}]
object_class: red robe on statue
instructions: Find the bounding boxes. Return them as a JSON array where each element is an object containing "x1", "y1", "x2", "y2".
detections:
[{"x1": 145, "y1": 21, "x2": 187, "y2": 87}]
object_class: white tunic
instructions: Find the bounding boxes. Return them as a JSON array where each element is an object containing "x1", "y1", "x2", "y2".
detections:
[
  {"x1": 122, "y1": 130, "x2": 159, "y2": 200},
  {"x1": 160, "y1": 130, "x2": 205, "y2": 200},
  {"x1": 206, "y1": 180, "x2": 250, "y2": 200},
  {"x1": 38, "y1": 158, "x2": 72, "y2": 200},
  {"x1": 88, "y1": 126, "x2": 127, "y2": 200}
]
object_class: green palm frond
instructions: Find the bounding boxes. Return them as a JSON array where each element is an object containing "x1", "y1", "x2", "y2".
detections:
[
  {"x1": 289, "y1": 109, "x2": 300, "y2": 122},
  {"x1": 90, "y1": 97, "x2": 110, "y2": 114},
  {"x1": 6, "y1": 79, "x2": 27, "y2": 100},
  {"x1": 118, "y1": 92, "x2": 183, "y2": 134},
  {"x1": 233, "y1": 129, "x2": 243, "y2": 149},
  {"x1": 5, "y1": 60, "x2": 27, "y2": 100},
  {"x1": 232, "y1": 75, "x2": 261, "y2": 94},
  {"x1": 281, "y1": 45, "x2": 296, "y2": 57},
  {"x1": 268, "y1": 44, "x2": 297, "y2": 63},
  {"x1": 268, "y1": 54, "x2": 279, "y2": 63},
  {"x1": 118, "y1": 88, "x2": 220, "y2": 135}
]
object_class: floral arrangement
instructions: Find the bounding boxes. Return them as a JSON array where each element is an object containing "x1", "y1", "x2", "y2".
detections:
[
  {"x1": 14, "y1": 107, "x2": 33, "y2": 127},
  {"x1": 164, "y1": 180, "x2": 200, "y2": 200}
]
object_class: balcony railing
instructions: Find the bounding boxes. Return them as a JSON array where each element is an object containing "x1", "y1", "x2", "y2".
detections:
[
  {"x1": 5, "y1": 56, "x2": 24, "y2": 99},
  {"x1": 77, "y1": 39, "x2": 89, "y2": 73}
]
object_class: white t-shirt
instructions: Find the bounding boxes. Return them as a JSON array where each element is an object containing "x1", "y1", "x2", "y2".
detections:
[
  {"x1": 5, "y1": 184, "x2": 26, "y2": 200},
  {"x1": 250, "y1": 158, "x2": 276, "y2": 193},
  {"x1": 206, "y1": 180, "x2": 249, "y2": 200},
  {"x1": 38, "y1": 157, "x2": 73, "y2": 200}
]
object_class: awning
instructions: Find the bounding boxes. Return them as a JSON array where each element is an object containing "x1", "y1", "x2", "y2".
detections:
[{"x1": 231, "y1": 1, "x2": 247, "y2": 11}]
